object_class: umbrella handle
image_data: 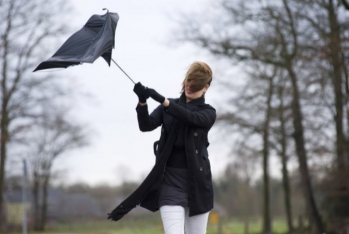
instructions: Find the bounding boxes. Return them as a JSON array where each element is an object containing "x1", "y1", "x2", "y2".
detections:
[{"x1": 111, "y1": 58, "x2": 136, "y2": 84}]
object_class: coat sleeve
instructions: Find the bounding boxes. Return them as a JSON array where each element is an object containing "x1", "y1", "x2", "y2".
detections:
[
  {"x1": 165, "y1": 101, "x2": 216, "y2": 129},
  {"x1": 136, "y1": 103, "x2": 163, "y2": 132}
]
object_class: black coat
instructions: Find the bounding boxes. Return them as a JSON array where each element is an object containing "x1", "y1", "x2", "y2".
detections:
[{"x1": 108, "y1": 94, "x2": 216, "y2": 221}]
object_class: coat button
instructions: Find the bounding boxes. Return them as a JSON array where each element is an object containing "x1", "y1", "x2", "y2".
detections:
[
  {"x1": 200, "y1": 167, "x2": 203, "y2": 171},
  {"x1": 194, "y1": 132, "x2": 198, "y2": 136},
  {"x1": 195, "y1": 150, "x2": 198, "y2": 154}
]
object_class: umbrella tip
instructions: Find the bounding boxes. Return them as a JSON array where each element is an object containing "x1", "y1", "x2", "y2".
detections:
[{"x1": 103, "y1": 8, "x2": 109, "y2": 12}]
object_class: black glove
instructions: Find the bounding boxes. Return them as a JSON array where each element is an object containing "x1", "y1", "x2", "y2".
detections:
[
  {"x1": 147, "y1": 88, "x2": 165, "y2": 104},
  {"x1": 133, "y1": 82, "x2": 148, "y2": 103}
]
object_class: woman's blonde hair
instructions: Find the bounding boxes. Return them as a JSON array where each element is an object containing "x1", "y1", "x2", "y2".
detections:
[{"x1": 181, "y1": 61, "x2": 213, "y2": 93}]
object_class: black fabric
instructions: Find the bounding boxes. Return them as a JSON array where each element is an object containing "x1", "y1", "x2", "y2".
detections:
[
  {"x1": 166, "y1": 147, "x2": 187, "y2": 168},
  {"x1": 159, "y1": 167, "x2": 189, "y2": 208},
  {"x1": 173, "y1": 94, "x2": 186, "y2": 149},
  {"x1": 173, "y1": 124, "x2": 185, "y2": 148},
  {"x1": 108, "y1": 95, "x2": 216, "y2": 221},
  {"x1": 133, "y1": 82, "x2": 148, "y2": 103},
  {"x1": 147, "y1": 88, "x2": 165, "y2": 104},
  {"x1": 107, "y1": 119, "x2": 180, "y2": 221},
  {"x1": 34, "y1": 11, "x2": 119, "y2": 71},
  {"x1": 153, "y1": 96, "x2": 216, "y2": 217}
]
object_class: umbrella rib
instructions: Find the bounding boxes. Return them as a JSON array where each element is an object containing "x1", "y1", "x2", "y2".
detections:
[{"x1": 111, "y1": 58, "x2": 136, "y2": 84}]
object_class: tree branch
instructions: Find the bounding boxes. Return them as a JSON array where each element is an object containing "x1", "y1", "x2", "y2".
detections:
[{"x1": 341, "y1": 0, "x2": 349, "y2": 10}]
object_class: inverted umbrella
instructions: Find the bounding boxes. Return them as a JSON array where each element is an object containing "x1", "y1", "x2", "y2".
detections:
[{"x1": 33, "y1": 9, "x2": 135, "y2": 84}]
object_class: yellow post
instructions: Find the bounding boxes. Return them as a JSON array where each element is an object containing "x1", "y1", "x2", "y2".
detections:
[
  {"x1": 209, "y1": 211, "x2": 219, "y2": 225},
  {"x1": 209, "y1": 211, "x2": 223, "y2": 234}
]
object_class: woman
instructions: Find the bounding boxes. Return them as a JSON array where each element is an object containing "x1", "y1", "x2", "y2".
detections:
[{"x1": 108, "y1": 61, "x2": 216, "y2": 234}]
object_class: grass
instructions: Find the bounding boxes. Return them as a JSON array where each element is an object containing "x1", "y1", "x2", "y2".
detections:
[{"x1": 5, "y1": 217, "x2": 290, "y2": 234}]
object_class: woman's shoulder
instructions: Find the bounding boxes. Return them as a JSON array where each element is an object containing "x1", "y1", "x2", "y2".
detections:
[
  {"x1": 206, "y1": 103, "x2": 215, "y2": 109},
  {"x1": 202, "y1": 103, "x2": 216, "y2": 112}
]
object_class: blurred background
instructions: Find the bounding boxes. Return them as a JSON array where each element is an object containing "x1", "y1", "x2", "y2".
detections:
[{"x1": 1, "y1": 0, "x2": 349, "y2": 233}]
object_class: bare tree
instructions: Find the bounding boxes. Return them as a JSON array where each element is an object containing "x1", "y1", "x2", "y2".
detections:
[
  {"x1": 277, "y1": 1, "x2": 324, "y2": 231},
  {"x1": 275, "y1": 74, "x2": 294, "y2": 232},
  {"x1": 175, "y1": 0, "x2": 326, "y2": 232},
  {"x1": 215, "y1": 62, "x2": 277, "y2": 233},
  {"x1": 0, "y1": 0, "x2": 71, "y2": 222},
  {"x1": 295, "y1": 0, "x2": 349, "y2": 219},
  {"x1": 261, "y1": 69, "x2": 275, "y2": 234},
  {"x1": 321, "y1": 0, "x2": 347, "y2": 173},
  {"x1": 27, "y1": 104, "x2": 88, "y2": 231}
]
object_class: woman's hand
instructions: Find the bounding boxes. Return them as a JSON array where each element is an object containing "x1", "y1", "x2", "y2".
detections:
[
  {"x1": 133, "y1": 82, "x2": 149, "y2": 104},
  {"x1": 146, "y1": 88, "x2": 169, "y2": 106}
]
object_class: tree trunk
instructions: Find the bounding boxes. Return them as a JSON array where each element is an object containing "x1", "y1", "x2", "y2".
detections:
[
  {"x1": 0, "y1": 107, "x2": 8, "y2": 226},
  {"x1": 342, "y1": 52, "x2": 349, "y2": 167},
  {"x1": 33, "y1": 172, "x2": 40, "y2": 231},
  {"x1": 39, "y1": 173, "x2": 50, "y2": 231},
  {"x1": 327, "y1": 0, "x2": 347, "y2": 172},
  {"x1": 287, "y1": 63, "x2": 325, "y2": 233},
  {"x1": 262, "y1": 76, "x2": 274, "y2": 234},
  {"x1": 244, "y1": 219, "x2": 249, "y2": 234},
  {"x1": 278, "y1": 83, "x2": 294, "y2": 232},
  {"x1": 325, "y1": 0, "x2": 349, "y2": 218},
  {"x1": 0, "y1": 35, "x2": 9, "y2": 228}
]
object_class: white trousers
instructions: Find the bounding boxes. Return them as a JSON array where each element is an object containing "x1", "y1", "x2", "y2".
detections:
[{"x1": 160, "y1": 205, "x2": 210, "y2": 234}]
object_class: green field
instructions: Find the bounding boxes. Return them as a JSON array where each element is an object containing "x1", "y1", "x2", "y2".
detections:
[{"x1": 6, "y1": 217, "x2": 292, "y2": 234}]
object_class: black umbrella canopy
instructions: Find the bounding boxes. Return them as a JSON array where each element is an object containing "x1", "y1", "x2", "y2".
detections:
[{"x1": 34, "y1": 11, "x2": 119, "y2": 71}]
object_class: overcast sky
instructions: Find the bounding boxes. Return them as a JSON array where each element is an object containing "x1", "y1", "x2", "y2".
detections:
[{"x1": 45, "y1": 0, "x2": 248, "y2": 186}]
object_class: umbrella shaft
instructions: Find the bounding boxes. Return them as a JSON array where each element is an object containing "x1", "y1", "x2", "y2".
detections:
[{"x1": 111, "y1": 59, "x2": 136, "y2": 84}]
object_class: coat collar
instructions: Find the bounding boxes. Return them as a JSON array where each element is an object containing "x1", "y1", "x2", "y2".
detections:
[{"x1": 178, "y1": 93, "x2": 205, "y2": 111}]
